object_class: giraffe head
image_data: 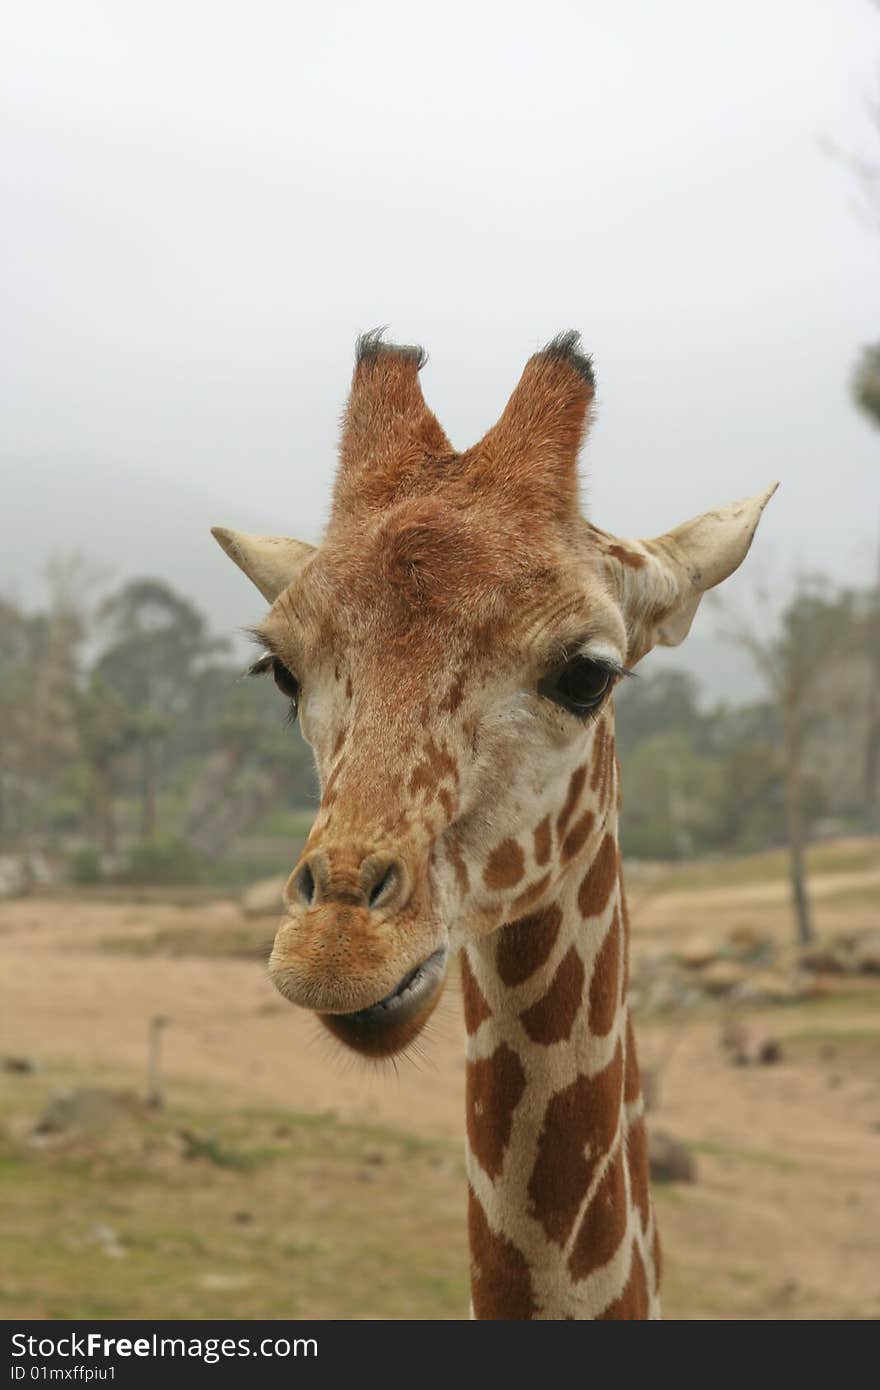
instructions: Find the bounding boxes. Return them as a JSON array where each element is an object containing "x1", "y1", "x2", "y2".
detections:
[{"x1": 213, "y1": 331, "x2": 774, "y2": 1058}]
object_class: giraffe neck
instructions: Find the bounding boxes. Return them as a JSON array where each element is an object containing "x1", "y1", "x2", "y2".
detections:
[{"x1": 460, "y1": 771, "x2": 661, "y2": 1319}]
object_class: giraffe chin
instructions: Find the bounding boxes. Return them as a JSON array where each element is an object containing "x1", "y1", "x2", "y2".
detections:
[{"x1": 319, "y1": 947, "x2": 448, "y2": 1058}]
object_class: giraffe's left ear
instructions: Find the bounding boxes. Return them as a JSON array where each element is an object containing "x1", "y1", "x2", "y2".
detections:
[
  {"x1": 599, "y1": 483, "x2": 778, "y2": 664},
  {"x1": 211, "y1": 527, "x2": 316, "y2": 602}
]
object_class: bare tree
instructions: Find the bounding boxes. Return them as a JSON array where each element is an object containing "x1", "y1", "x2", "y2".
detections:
[
  {"x1": 851, "y1": 349, "x2": 880, "y2": 823},
  {"x1": 0, "y1": 560, "x2": 95, "y2": 850},
  {"x1": 828, "y1": 8, "x2": 880, "y2": 821},
  {"x1": 95, "y1": 579, "x2": 227, "y2": 841},
  {"x1": 728, "y1": 580, "x2": 855, "y2": 946}
]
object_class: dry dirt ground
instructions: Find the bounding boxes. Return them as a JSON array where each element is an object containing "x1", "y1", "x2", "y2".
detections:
[{"x1": 1, "y1": 845, "x2": 878, "y2": 1320}]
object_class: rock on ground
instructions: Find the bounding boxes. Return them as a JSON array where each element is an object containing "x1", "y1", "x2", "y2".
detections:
[
  {"x1": 33, "y1": 1088, "x2": 144, "y2": 1136},
  {"x1": 648, "y1": 1128, "x2": 697, "y2": 1183},
  {"x1": 240, "y1": 876, "x2": 286, "y2": 918}
]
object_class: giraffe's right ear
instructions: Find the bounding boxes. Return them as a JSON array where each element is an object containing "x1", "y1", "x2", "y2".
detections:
[
  {"x1": 597, "y1": 483, "x2": 778, "y2": 664},
  {"x1": 211, "y1": 528, "x2": 316, "y2": 602}
]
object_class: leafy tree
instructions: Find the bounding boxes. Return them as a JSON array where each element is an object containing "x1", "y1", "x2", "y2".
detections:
[
  {"x1": 728, "y1": 581, "x2": 856, "y2": 944},
  {"x1": 0, "y1": 559, "x2": 873, "y2": 891},
  {"x1": 95, "y1": 579, "x2": 227, "y2": 837},
  {"x1": 180, "y1": 673, "x2": 315, "y2": 859},
  {"x1": 73, "y1": 673, "x2": 138, "y2": 854},
  {"x1": 615, "y1": 668, "x2": 706, "y2": 757},
  {"x1": 838, "y1": 17, "x2": 880, "y2": 822},
  {"x1": 620, "y1": 731, "x2": 725, "y2": 860},
  {"x1": 852, "y1": 342, "x2": 880, "y2": 430},
  {"x1": 0, "y1": 576, "x2": 85, "y2": 846},
  {"x1": 843, "y1": 341, "x2": 880, "y2": 819}
]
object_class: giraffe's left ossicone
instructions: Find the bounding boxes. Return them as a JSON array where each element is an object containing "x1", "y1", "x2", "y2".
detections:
[{"x1": 210, "y1": 528, "x2": 315, "y2": 602}]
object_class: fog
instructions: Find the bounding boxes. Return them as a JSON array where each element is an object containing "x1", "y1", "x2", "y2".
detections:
[{"x1": 3, "y1": 0, "x2": 879, "y2": 695}]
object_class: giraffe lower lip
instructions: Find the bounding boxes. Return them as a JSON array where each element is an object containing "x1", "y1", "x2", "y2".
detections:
[
  {"x1": 344, "y1": 948, "x2": 448, "y2": 1021},
  {"x1": 320, "y1": 947, "x2": 448, "y2": 1055}
]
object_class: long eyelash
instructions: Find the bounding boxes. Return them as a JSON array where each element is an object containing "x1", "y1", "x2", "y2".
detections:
[
  {"x1": 602, "y1": 658, "x2": 637, "y2": 682},
  {"x1": 245, "y1": 625, "x2": 281, "y2": 654},
  {"x1": 247, "y1": 652, "x2": 275, "y2": 678},
  {"x1": 556, "y1": 647, "x2": 636, "y2": 682},
  {"x1": 247, "y1": 651, "x2": 299, "y2": 722},
  {"x1": 244, "y1": 626, "x2": 289, "y2": 681},
  {"x1": 551, "y1": 637, "x2": 635, "y2": 681}
]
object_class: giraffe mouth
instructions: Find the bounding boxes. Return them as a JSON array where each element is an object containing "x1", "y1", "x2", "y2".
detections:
[{"x1": 319, "y1": 947, "x2": 449, "y2": 1057}]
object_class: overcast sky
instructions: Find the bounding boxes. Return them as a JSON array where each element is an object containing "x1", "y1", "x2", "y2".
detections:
[{"x1": 3, "y1": 1, "x2": 879, "y2": 693}]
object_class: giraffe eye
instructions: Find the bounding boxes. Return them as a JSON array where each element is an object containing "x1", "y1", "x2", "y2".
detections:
[
  {"x1": 249, "y1": 651, "x2": 300, "y2": 713},
  {"x1": 271, "y1": 660, "x2": 300, "y2": 708},
  {"x1": 541, "y1": 657, "x2": 611, "y2": 716}
]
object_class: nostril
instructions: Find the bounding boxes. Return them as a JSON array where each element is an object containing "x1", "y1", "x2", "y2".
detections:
[
  {"x1": 367, "y1": 861, "x2": 399, "y2": 912},
  {"x1": 294, "y1": 862, "x2": 316, "y2": 907}
]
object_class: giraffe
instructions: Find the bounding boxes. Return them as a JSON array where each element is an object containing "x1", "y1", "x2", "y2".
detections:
[{"x1": 212, "y1": 330, "x2": 775, "y2": 1319}]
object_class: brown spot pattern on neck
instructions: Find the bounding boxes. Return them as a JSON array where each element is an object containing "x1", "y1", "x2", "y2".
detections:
[
  {"x1": 460, "y1": 951, "x2": 492, "y2": 1035},
  {"x1": 588, "y1": 907, "x2": 620, "y2": 1036},
  {"x1": 466, "y1": 1042, "x2": 526, "y2": 1179},
  {"x1": 597, "y1": 1242, "x2": 649, "y2": 1319},
  {"x1": 556, "y1": 765, "x2": 586, "y2": 838},
  {"x1": 567, "y1": 1144, "x2": 628, "y2": 1282},
  {"x1": 483, "y1": 838, "x2": 526, "y2": 890},
  {"x1": 533, "y1": 815, "x2": 552, "y2": 865},
  {"x1": 468, "y1": 1186, "x2": 536, "y2": 1320},
  {"x1": 495, "y1": 903, "x2": 562, "y2": 987},
  {"x1": 577, "y1": 833, "x2": 618, "y2": 919},
  {"x1": 561, "y1": 807, "x2": 595, "y2": 863},
  {"x1": 527, "y1": 1040, "x2": 623, "y2": 1245},
  {"x1": 518, "y1": 946, "x2": 584, "y2": 1044}
]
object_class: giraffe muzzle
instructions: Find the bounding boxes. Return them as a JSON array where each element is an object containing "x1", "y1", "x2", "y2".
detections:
[
  {"x1": 268, "y1": 838, "x2": 449, "y2": 1038},
  {"x1": 320, "y1": 945, "x2": 449, "y2": 1057}
]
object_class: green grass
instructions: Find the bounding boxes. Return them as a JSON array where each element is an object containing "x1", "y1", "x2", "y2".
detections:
[
  {"x1": 250, "y1": 808, "x2": 317, "y2": 839},
  {"x1": 818, "y1": 882, "x2": 880, "y2": 907},
  {"x1": 635, "y1": 977, "x2": 877, "y2": 1036},
  {"x1": 64, "y1": 884, "x2": 230, "y2": 906},
  {"x1": 0, "y1": 1079, "x2": 468, "y2": 1320},
  {"x1": 98, "y1": 923, "x2": 273, "y2": 960},
  {"x1": 784, "y1": 1025, "x2": 880, "y2": 1045},
  {"x1": 685, "y1": 1139, "x2": 798, "y2": 1173},
  {"x1": 642, "y1": 841, "x2": 879, "y2": 894}
]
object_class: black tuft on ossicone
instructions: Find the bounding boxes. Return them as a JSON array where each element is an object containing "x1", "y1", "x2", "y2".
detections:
[
  {"x1": 538, "y1": 330, "x2": 595, "y2": 389},
  {"x1": 355, "y1": 328, "x2": 428, "y2": 372}
]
